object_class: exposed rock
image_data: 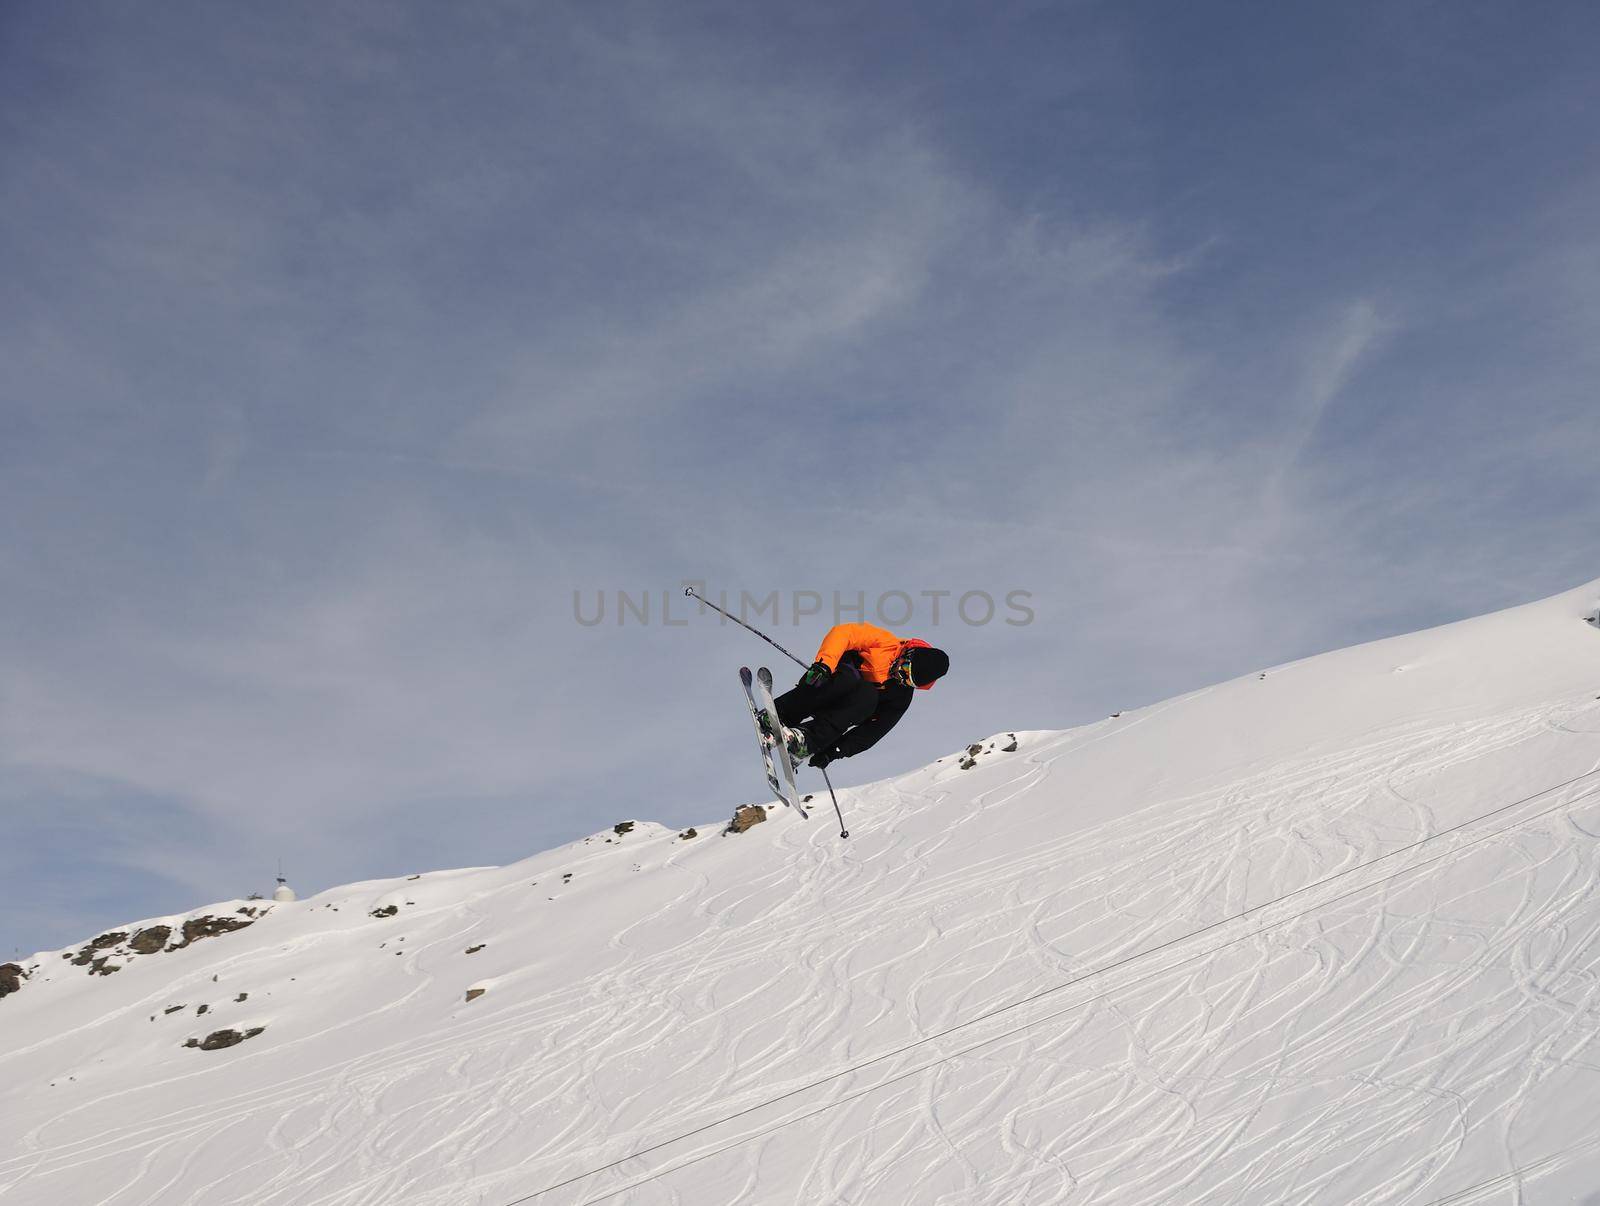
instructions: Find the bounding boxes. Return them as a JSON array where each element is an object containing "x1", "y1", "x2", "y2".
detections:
[
  {"x1": 465, "y1": 945, "x2": 485, "y2": 955},
  {"x1": 613, "y1": 821, "x2": 635, "y2": 835},
  {"x1": 184, "y1": 1026, "x2": 266, "y2": 1052},
  {"x1": 0, "y1": 963, "x2": 26, "y2": 1000},
  {"x1": 174, "y1": 915, "x2": 256, "y2": 949},
  {"x1": 128, "y1": 926, "x2": 172, "y2": 955},
  {"x1": 197, "y1": 1004, "x2": 209, "y2": 1015},
  {"x1": 164, "y1": 1005, "x2": 186, "y2": 1015},
  {"x1": 465, "y1": 988, "x2": 486, "y2": 1003},
  {"x1": 71, "y1": 932, "x2": 129, "y2": 965},
  {"x1": 1001, "y1": 734, "x2": 1019, "y2": 753},
  {"x1": 679, "y1": 828, "x2": 698, "y2": 840},
  {"x1": 727, "y1": 805, "x2": 767, "y2": 834},
  {"x1": 370, "y1": 905, "x2": 399, "y2": 919},
  {"x1": 88, "y1": 957, "x2": 121, "y2": 976},
  {"x1": 234, "y1": 993, "x2": 248, "y2": 1003}
]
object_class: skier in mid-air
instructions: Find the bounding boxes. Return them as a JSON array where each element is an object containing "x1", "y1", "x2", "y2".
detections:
[{"x1": 769, "y1": 622, "x2": 950, "y2": 769}]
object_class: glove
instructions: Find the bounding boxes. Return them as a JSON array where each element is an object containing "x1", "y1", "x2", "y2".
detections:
[
  {"x1": 802, "y1": 661, "x2": 832, "y2": 688},
  {"x1": 809, "y1": 748, "x2": 837, "y2": 770}
]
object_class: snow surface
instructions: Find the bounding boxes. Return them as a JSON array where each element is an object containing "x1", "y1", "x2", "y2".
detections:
[{"x1": 5, "y1": 581, "x2": 1600, "y2": 1206}]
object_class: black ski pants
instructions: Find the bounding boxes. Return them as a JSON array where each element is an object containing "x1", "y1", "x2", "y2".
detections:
[{"x1": 774, "y1": 662, "x2": 878, "y2": 752}]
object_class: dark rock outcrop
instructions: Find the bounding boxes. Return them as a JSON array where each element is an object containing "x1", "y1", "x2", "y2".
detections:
[
  {"x1": 370, "y1": 905, "x2": 399, "y2": 919},
  {"x1": 613, "y1": 821, "x2": 635, "y2": 835},
  {"x1": 679, "y1": 828, "x2": 698, "y2": 840},
  {"x1": 184, "y1": 1026, "x2": 266, "y2": 1051},
  {"x1": 465, "y1": 944, "x2": 485, "y2": 955},
  {"x1": 0, "y1": 963, "x2": 26, "y2": 1000},
  {"x1": 128, "y1": 926, "x2": 172, "y2": 955},
  {"x1": 727, "y1": 805, "x2": 767, "y2": 834},
  {"x1": 174, "y1": 915, "x2": 256, "y2": 949},
  {"x1": 465, "y1": 988, "x2": 486, "y2": 1003},
  {"x1": 70, "y1": 932, "x2": 128, "y2": 965}
]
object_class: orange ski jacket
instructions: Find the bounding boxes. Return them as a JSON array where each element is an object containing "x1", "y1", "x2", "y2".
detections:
[{"x1": 813, "y1": 622, "x2": 907, "y2": 685}]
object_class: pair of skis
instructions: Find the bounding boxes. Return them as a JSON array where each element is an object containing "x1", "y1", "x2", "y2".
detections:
[{"x1": 739, "y1": 666, "x2": 809, "y2": 819}]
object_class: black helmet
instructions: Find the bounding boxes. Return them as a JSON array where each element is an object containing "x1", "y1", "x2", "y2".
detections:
[{"x1": 906, "y1": 645, "x2": 949, "y2": 689}]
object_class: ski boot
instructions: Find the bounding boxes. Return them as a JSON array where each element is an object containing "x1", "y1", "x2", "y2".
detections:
[{"x1": 785, "y1": 725, "x2": 813, "y2": 764}]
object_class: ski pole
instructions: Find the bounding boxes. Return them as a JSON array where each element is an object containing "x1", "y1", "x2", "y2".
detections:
[
  {"x1": 684, "y1": 587, "x2": 806, "y2": 668},
  {"x1": 820, "y1": 768, "x2": 848, "y2": 839},
  {"x1": 686, "y1": 586, "x2": 850, "y2": 840}
]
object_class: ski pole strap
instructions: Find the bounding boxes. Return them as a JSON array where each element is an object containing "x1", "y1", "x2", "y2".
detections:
[{"x1": 684, "y1": 587, "x2": 807, "y2": 668}]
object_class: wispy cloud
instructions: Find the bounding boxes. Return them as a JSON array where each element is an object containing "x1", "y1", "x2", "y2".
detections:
[
  {"x1": 4, "y1": 1, "x2": 1600, "y2": 955},
  {"x1": 1282, "y1": 299, "x2": 1392, "y2": 473}
]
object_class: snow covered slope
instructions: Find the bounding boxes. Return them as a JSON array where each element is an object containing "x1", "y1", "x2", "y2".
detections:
[{"x1": 4, "y1": 581, "x2": 1600, "y2": 1206}]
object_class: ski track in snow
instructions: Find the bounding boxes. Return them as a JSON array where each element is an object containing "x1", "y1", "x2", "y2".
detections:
[{"x1": 5, "y1": 626, "x2": 1600, "y2": 1203}]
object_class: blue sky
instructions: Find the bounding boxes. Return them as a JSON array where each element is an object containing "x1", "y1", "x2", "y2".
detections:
[{"x1": 4, "y1": 1, "x2": 1598, "y2": 958}]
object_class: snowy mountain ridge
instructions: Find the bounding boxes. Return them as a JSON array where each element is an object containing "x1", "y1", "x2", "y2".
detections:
[{"x1": 4, "y1": 580, "x2": 1600, "y2": 1205}]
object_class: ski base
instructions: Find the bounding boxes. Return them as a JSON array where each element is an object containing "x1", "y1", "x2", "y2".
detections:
[{"x1": 740, "y1": 666, "x2": 808, "y2": 818}]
